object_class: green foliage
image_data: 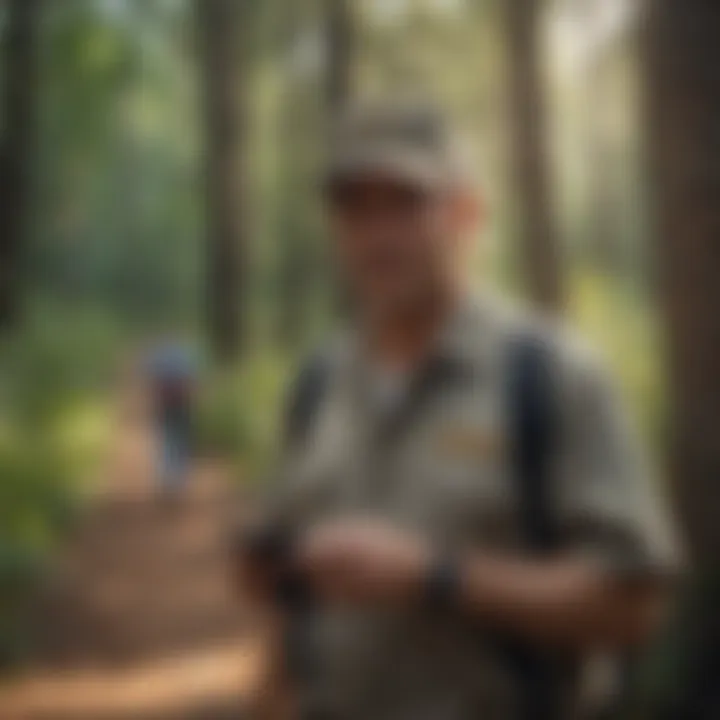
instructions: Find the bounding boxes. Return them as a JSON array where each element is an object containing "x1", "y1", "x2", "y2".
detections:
[
  {"x1": 33, "y1": 0, "x2": 201, "y2": 331},
  {"x1": 195, "y1": 350, "x2": 293, "y2": 479},
  {"x1": 0, "y1": 307, "x2": 117, "y2": 666},
  {"x1": 0, "y1": 307, "x2": 119, "y2": 426},
  {"x1": 0, "y1": 542, "x2": 45, "y2": 668},
  {"x1": 569, "y1": 268, "x2": 666, "y2": 449}
]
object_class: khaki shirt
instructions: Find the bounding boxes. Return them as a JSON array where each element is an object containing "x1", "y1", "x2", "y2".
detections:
[{"x1": 266, "y1": 293, "x2": 680, "y2": 720}]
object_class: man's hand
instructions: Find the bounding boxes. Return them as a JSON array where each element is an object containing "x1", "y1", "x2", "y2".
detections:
[{"x1": 297, "y1": 518, "x2": 431, "y2": 606}]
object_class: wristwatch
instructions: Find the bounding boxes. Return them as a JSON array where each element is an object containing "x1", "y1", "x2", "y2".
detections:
[{"x1": 423, "y1": 553, "x2": 463, "y2": 612}]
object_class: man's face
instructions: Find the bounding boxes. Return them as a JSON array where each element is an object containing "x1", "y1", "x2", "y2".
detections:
[{"x1": 327, "y1": 174, "x2": 475, "y2": 318}]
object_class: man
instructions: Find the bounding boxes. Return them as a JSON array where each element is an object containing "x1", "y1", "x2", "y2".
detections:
[
  {"x1": 147, "y1": 337, "x2": 197, "y2": 497},
  {"x1": 237, "y1": 102, "x2": 681, "y2": 720}
]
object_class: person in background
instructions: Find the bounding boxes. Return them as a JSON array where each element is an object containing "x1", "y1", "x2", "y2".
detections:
[
  {"x1": 147, "y1": 337, "x2": 197, "y2": 498},
  {"x1": 236, "y1": 101, "x2": 682, "y2": 720}
]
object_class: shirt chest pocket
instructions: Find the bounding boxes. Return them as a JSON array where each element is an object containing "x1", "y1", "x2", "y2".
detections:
[{"x1": 397, "y1": 423, "x2": 517, "y2": 547}]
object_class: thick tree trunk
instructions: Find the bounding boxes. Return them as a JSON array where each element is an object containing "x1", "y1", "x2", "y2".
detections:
[
  {"x1": 643, "y1": 0, "x2": 720, "y2": 563},
  {"x1": 0, "y1": 0, "x2": 40, "y2": 327},
  {"x1": 504, "y1": 0, "x2": 564, "y2": 311},
  {"x1": 196, "y1": 0, "x2": 245, "y2": 363}
]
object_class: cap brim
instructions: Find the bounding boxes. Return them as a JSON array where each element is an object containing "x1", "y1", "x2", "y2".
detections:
[{"x1": 324, "y1": 144, "x2": 444, "y2": 190}]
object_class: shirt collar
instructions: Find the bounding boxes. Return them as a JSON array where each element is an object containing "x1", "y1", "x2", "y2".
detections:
[
  {"x1": 344, "y1": 290, "x2": 495, "y2": 381},
  {"x1": 432, "y1": 290, "x2": 495, "y2": 375}
]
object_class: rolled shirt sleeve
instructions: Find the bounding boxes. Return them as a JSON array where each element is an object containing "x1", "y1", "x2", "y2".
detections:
[{"x1": 557, "y1": 347, "x2": 684, "y2": 580}]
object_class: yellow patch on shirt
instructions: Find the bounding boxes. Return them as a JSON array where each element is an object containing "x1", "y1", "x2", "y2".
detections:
[{"x1": 437, "y1": 426, "x2": 505, "y2": 460}]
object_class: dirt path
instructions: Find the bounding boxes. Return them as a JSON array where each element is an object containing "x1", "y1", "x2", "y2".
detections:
[{"x1": 0, "y1": 393, "x2": 259, "y2": 720}]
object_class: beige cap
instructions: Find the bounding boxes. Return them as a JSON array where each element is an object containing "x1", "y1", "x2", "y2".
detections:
[{"x1": 324, "y1": 101, "x2": 471, "y2": 189}]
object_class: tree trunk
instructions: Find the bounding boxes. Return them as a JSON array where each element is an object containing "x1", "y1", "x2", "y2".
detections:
[
  {"x1": 196, "y1": 0, "x2": 245, "y2": 363},
  {"x1": 324, "y1": 0, "x2": 355, "y2": 319},
  {"x1": 0, "y1": 0, "x2": 40, "y2": 328},
  {"x1": 642, "y1": 0, "x2": 720, "y2": 564},
  {"x1": 324, "y1": 0, "x2": 354, "y2": 113},
  {"x1": 504, "y1": 0, "x2": 564, "y2": 311},
  {"x1": 584, "y1": 57, "x2": 620, "y2": 272},
  {"x1": 274, "y1": 2, "x2": 309, "y2": 349}
]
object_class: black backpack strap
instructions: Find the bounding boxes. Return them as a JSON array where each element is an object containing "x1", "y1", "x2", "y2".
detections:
[
  {"x1": 502, "y1": 333, "x2": 569, "y2": 720},
  {"x1": 280, "y1": 355, "x2": 331, "y2": 690},
  {"x1": 507, "y1": 333, "x2": 560, "y2": 553},
  {"x1": 284, "y1": 354, "x2": 331, "y2": 449}
]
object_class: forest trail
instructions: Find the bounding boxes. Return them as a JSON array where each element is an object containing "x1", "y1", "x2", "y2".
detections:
[{"x1": 0, "y1": 388, "x2": 259, "y2": 720}]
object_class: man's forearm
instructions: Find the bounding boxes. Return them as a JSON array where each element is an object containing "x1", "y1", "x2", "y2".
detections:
[
  {"x1": 457, "y1": 552, "x2": 669, "y2": 650},
  {"x1": 238, "y1": 517, "x2": 669, "y2": 657},
  {"x1": 284, "y1": 517, "x2": 669, "y2": 652}
]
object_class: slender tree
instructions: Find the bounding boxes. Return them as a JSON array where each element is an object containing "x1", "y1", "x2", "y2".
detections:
[
  {"x1": 196, "y1": 0, "x2": 246, "y2": 362},
  {"x1": 583, "y1": 56, "x2": 619, "y2": 272},
  {"x1": 274, "y1": 0, "x2": 311, "y2": 349},
  {"x1": 323, "y1": 0, "x2": 355, "y2": 319},
  {"x1": 324, "y1": 0, "x2": 354, "y2": 113},
  {"x1": 504, "y1": 0, "x2": 564, "y2": 311},
  {"x1": 0, "y1": 0, "x2": 40, "y2": 327},
  {"x1": 643, "y1": 0, "x2": 720, "y2": 563}
]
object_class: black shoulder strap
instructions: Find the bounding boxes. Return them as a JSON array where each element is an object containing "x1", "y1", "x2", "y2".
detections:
[
  {"x1": 507, "y1": 333, "x2": 560, "y2": 553},
  {"x1": 284, "y1": 355, "x2": 331, "y2": 448},
  {"x1": 504, "y1": 333, "x2": 568, "y2": 720},
  {"x1": 281, "y1": 356, "x2": 337, "y2": 687}
]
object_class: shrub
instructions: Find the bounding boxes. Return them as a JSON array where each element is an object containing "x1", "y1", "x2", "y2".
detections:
[
  {"x1": 194, "y1": 350, "x2": 292, "y2": 480},
  {"x1": 0, "y1": 307, "x2": 117, "y2": 667}
]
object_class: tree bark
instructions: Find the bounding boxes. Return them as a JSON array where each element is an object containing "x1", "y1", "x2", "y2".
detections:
[
  {"x1": 196, "y1": 0, "x2": 246, "y2": 363},
  {"x1": 504, "y1": 0, "x2": 564, "y2": 311},
  {"x1": 584, "y1": 57, "x2": 620, "y2": 272},
  {"x1": 323, "y1": 0, "x2": 355, "y2": 319},
  {"x1": 642, "y1": 0, "x2": 720, "y2": 563},
  {"x1": 324, "y1": 0, "x2": 354, "y2": 113},
  {"x1": 0, "y1": 0, "x2": 40, "y2": 327}
]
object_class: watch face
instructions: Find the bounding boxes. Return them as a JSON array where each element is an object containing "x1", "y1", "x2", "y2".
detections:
[{"x1": 425, "y1": 556, "x2": 461, "y2": 611}]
